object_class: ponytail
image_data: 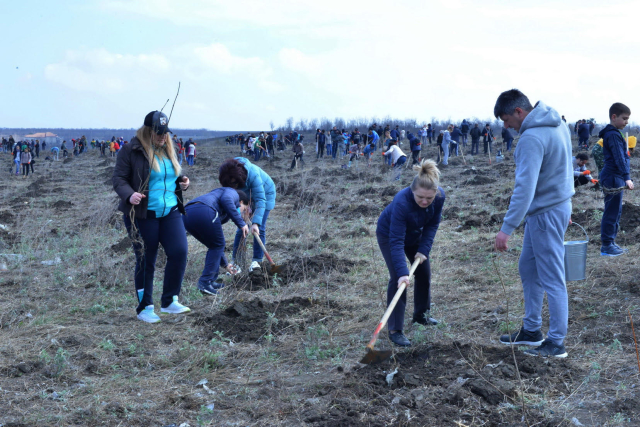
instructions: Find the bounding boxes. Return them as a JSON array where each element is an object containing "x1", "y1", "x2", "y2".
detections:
[{"x1": 410, "y1": 159, "x2": 440, "y2": 193}]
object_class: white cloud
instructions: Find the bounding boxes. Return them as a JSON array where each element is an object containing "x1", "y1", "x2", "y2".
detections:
[{"x1": 278, "y1": 48, "x2": 323, "y2": 78}]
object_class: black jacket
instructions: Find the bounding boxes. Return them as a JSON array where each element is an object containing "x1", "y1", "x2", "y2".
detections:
[
  {"x1": 112, "y1": 137, "x2": 186, "y2": 219},
  {"x1": 469, "y1": 127, "x2": 482, "y2": 142}
]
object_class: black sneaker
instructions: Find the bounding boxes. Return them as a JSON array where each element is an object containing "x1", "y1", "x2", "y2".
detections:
[
  {"x1": 211, "y1": 281, "x2": 225, "y2": 290},
  {"x1": 523, "y1": 339, "x2": 568, "y2": 358},
  {"x1": 389, "y1": 331, "x2": 411, "y2": 347},
  {"x1": 499, "y1": 327, "x2": 543, "y2": 346},
  {"x1": 412, "y1": 313, "x2": 439, "y2": 326},
  {"x1": 197, "y1": 280, "x2": 218, "y2": 296}
]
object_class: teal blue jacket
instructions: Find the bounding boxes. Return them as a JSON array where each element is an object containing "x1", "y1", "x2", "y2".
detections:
[{"x1": 234, "y1": 157, "x2": 276, "y2": 225}]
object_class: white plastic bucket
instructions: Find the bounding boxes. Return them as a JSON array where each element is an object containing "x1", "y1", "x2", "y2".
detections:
[{"x1": 564, "y1": 222, "x2": 588, "y2": 281}]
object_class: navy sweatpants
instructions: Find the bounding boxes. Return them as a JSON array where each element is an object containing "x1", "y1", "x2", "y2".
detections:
[
  {"x1": 182, "y1": 204, "x2": 227, "y2": 284},
  {"x1": 124, "y1": 208, "x2": 188, "y2": 314},
  {"x1": 377, "y1": 234, "x2": 432, "y2": 332},
  {"x1": 600, "y1": 173, "x2": 625, "y2": 246}
]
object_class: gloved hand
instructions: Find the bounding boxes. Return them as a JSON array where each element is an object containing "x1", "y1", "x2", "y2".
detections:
[
  {"x1": 591, "y1": 179, "x2": 599, "y2": 184},
  {"x1": 581, "y1": 170, "x2": 591, "y2": 175}
]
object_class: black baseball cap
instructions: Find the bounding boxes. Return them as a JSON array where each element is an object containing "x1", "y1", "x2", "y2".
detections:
[{"x1": 144, "y1": 111, "x2": 171, "y2": 135}]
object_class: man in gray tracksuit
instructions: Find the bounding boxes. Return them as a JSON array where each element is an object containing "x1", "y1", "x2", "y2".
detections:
[{"x1": 493, "y1": 89, "x2": 574, "y2": 358}]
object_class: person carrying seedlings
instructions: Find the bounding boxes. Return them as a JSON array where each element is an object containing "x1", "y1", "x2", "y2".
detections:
[
  {"x1": 494, "y1": 89, "x2": 574, "y2": 358},
  {"x1": 112, "y1": 110, "x2": 191, "y2": 323},
  {"x1": 573, "y1": 153, "x2": 597, "y2": 187},
  {"x1": 219, "y1": 157, "x2": 276, "y2": 273},
  {"x1": 599, "y1": 102, "x2": 634, "y2": 257},
  {"x1": 376, "y1": 159, "x2": 445, "y2": 347},
  {"x1": 383, "y1": 139, "x2": 408, "y2": 180},
  {"x1": 183, "y1": 188, "x2": 250, "y2": 295},
  {"x1": 291, "y1": 139, "x2": 305, "y2": 169},
  {"x1": 483, "y1": 124, "x2": 494, "y2": 154}
]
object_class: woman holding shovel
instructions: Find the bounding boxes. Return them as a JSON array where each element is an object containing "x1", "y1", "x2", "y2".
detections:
[
  {"x1": 376, "y1": 159, "x2": 445, "y2": 347},
  {"x1": 219, "y1": 158, "x2": 276, "y2": 273}
]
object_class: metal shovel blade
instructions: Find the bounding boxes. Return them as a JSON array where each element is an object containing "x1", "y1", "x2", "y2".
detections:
[
  {"x1": 268, "y1": 263, "x2": 283, "y2": 275},
  {"x1": 359, "y1": 348, "x2": 392, "y2": 365}
]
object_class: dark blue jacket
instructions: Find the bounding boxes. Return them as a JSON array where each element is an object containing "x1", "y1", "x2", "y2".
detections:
[
  {"x1": 461, "y1": 121, "x2": 469, "y2": 134},
  {"x1": 502, "y1": 128, "x2": 514, "y2": 142},
  {"x1": 578, "y1": 123, "x2": 590, "y2": 140},
  {"x1": 408, "y1": 133, "x2": 421, "y2": 152},
  {"x1": 376, "y1": 186, "x2": 445, "y2": 277},
  {"x1": 450, "y1": 128, "x2": 462, "y2": 143},
  {"x1": 185, "y1": 187, "x2": 247, "y2": 228},
  {"x1": 390, "y1": 129, "x2": 400, "y2": 139},
  {"x1": 599, "y1": 124, "x2": 630, "y2": 181},
  {"x1": 426, "y1": 127, "x2": 433, "y2": 137},
  {"x1": 317, "y1": 133, "x2": 326, "y2": 144}
]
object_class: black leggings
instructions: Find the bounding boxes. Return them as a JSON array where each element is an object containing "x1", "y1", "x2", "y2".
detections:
[{"x1": 22, "y1": 163, "x2": 29, "y2": 176}]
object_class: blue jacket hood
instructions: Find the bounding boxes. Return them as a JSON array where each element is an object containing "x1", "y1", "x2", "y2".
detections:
[
  {"x1": 598, "y1": 124, "x2": 619, "y2": 139},
  {"x1": 519, "y1": 101, "x2": 562, "y2": 133}
]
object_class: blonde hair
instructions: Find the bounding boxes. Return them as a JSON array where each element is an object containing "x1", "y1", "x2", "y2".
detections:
[
  {"x1": 384, "y1": 130, "x2": 391, "y2": 138},
  {"x1": 447, "y1": 124, "x2": 454, "y2": 131},
  {"x1": 135, "y1": 126, "x2": 182, "y2": 176},
  {"x1": 410, "y1": 159, "x2": 440, "y2": 193}
]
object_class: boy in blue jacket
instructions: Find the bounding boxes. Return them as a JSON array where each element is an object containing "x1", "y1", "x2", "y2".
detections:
[{"x1": 599, "y1": 102, "x2": 634, "y2": 256}]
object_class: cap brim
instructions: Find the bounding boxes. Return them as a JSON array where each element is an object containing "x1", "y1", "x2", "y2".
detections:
[{"x1": 153, "y1": 127, "x2": 171, "y2": 135}]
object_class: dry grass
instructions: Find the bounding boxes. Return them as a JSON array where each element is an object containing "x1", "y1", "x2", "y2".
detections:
[{"x1": 0, "y1": 137, "x2": 638, "y2": 426}]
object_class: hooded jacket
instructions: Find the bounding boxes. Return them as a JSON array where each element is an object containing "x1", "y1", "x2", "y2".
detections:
[
  {"x1": 450, "y1": 127, "x2": 462, "y2": 143},
  {"x1": 377, "y1": 186, "x2": 445, "y2": 278},
  {"x1": 599, "y1": 124, "x2": 630, "y2": 181},
  {"x1": 112, "y1": 136, "x2": 186, "y2": 219},
  {"x1": 501, "y1": 101, "x2": 574, "y2": 235},
  {"x1": 461, "y1": 120, "x2": 470, "y2": 134},
  {"x1": 578, "y1": 123, "x2": 591, "y2": 140},
  {"x1": 233, "y1": 157, "x2": 276, "y2": 226}
]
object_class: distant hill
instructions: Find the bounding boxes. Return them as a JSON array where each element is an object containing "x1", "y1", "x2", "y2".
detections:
[{"x1": 0, "y1": 128, "x2": 244, "y2": 142}]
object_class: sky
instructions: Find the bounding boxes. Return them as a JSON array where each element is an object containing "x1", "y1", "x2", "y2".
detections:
[{"x1": 2, "y1": 0, "x2": 640, "y2": 131}]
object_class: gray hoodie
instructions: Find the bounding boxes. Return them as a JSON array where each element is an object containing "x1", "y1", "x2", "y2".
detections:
[{"x1": 501, "y1": 101, "x2": 574, "y2": 235}]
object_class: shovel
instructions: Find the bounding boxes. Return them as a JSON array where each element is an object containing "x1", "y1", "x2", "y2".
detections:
[
  {"x1": 253, "y1": 232, "x2": 283, "y2": 274},
  {"x1": 360, "y1": 258, "x2": 421, "y2": 364}
]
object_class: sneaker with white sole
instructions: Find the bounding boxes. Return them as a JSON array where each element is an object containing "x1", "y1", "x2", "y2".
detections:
[
  {"x1": 523, "y1": 339, "x2": 568, "y2": 358},
  {"x1": 499, "y1": 327, "x2": 544, "y2": 346},
  {"x1": 160, "y1": 296, "x2": 191, "y2": 314},
  {"x1": 198, "y1": 280, "x2": 219, "y2": 296},
  {"x1": 250, "y1": 261, "x2": 261, "y2": 271},
  {"x1": 137, "y1": 305, "x2": 161, "y2": 323}
]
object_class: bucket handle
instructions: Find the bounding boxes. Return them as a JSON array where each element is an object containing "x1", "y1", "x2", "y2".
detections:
[{"x1": 568, "y1": 221, "x2": 589, "y2": 242}]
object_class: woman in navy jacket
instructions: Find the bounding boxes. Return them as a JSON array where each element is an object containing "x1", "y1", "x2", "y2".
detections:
[
  {"x1": 376, "y1": 159, "x2": 445, "y2": 347},
  {"x1": 183, "y1": 188, "x2": 250, "y2": 295}
]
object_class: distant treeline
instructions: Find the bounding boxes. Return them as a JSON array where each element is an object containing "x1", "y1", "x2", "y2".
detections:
[
  {"x1": 0, "y1": 128, "x2": 239, "y2": 141},
  {"x1": 274, "y1": 116, "x2": 640, "y2": 136}
]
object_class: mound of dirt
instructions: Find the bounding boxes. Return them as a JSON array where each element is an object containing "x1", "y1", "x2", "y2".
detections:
[
  {"x1": 380, "y1": 186, "x2": 398, "y2": 197},
  {"x1": 620, "y1": 202, "x2": 640, "y2": 231},
  {"x1": 244, "y1": 254, "x2": 356, "y2": 290},
  {"x1": 63, "y1": 157, "x2": 73, "y2": 164},
  {"x1": 344, "y1": 342, "x2": 580, "y2": 423},
  {"x1": 340, "y1": 203, "x2": 381, "y2": 217},
  {"x1": 51, "y1": 200, "x2": 73, "y2": 210},
  {"x1": 492, "y1": 195, "x2": 511, "y2": 209},
  {"x1": 111, "y1": 237, "x2": 132, "y2": 253},
  {"x1": 195, "y1": 297, "x2": 314, "y2": 342},
  {"x1": 465, "y1": 175, "x2": 496, "y2": 185}
]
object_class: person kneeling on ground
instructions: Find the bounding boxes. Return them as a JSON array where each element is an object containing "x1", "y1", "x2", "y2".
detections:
[
  {"x1": 573, "y1": 152, "x2": 597, "y2": 187},
  {"x1": 183, "y1": 188, "x2": 250, "y2": 295},
  {"x1": 376, "y1": 160, "x2": 445, "y2": 347}
]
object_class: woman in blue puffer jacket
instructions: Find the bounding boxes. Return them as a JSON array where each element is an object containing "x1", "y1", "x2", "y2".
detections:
[{"x1": 218, "y1": 157, "x2": 276, "y2": 272}]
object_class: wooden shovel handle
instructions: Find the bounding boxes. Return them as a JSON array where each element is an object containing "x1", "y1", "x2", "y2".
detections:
[
  {"x1": 366, "y1": 258, "x2": 421, "y2": 350},
  {"x1": 253, "y1": 232, "x2": 275, "y2": 265}
]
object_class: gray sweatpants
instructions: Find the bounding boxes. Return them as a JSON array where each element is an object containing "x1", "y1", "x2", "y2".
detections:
[{"x1": 519, "y1": 200, "x2": 571, "y2": 345}]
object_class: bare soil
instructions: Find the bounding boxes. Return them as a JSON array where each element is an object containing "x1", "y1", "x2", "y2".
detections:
[{"x1": 0, "y1": 138, "x2": 639, "y2": 426}]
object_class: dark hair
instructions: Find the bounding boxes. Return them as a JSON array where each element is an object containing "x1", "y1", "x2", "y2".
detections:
[
  {"x1": 576, "y1": 153, "x2": 589, "y2": 161},
  {"x1": 609, "y1": 102, "x2": 631, "y2": 119},
  {"x1": 494, "y1": 89, "x2": 534, "y2": 118},
  {"x1": 236, "y1": 189, "x2": 250, "y2": 205},
  {"x1": 219, "y1": 159, "x2": 248, "y2": 189}
]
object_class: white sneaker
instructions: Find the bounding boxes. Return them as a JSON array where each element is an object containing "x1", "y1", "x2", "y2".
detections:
[
  {"x1": 250, "y1": 261, "x2": 261, "y2": 270},
  {"x1": 137, "y1": 305, "x2": 161, "y2": 323},
  {"x1": 160, "y1": 296, "x2": 191, "y2": 314}
]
